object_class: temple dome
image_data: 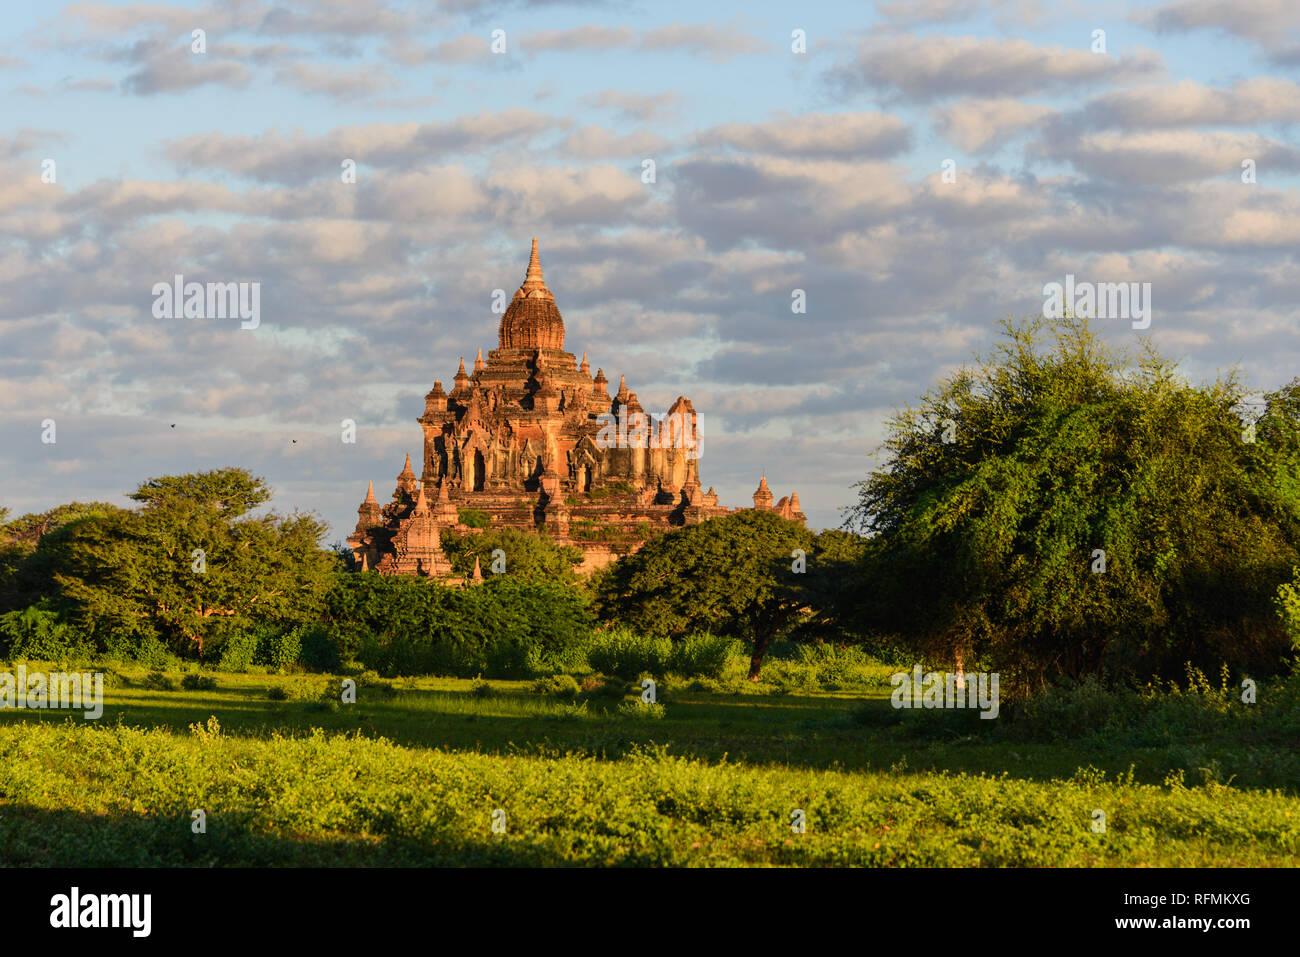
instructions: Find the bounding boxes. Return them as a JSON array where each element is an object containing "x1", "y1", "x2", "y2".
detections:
[{"x1": 499, "y1": 237, "x2": 565, "y2": 351}]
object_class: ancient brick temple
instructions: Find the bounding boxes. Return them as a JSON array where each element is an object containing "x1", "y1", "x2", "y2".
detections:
[{"x1": 348, "y1": 239, "x2": 805, "y2": 576}]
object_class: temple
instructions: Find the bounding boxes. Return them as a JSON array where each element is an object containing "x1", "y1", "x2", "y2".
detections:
[{"x1": 347, "y1": 238, "x2": 805, "y2": 576}]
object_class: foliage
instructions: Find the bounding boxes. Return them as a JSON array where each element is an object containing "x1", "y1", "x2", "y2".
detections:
[
  {"x1": 0, "y1": 601, "x2": 89, "y2": 660},
  {"x1": 530, "y1": 673, "x2": 582, "y2": 701},
  {"x1": 324, "y1": 574, "x2": 593, "y2": 678},
  {"x1": 847, "y1": 316, "x2": 1300, "y2": 690},
  {"x1": 1, "y1": 718, "x2": 1296, "y2": 866},
  {"x1": 142, "y1": 671, "x2": 177, "y2": 691},
  {"x1": 0, "y1": 503, "x2": 124, "y2": 614},
  {"x1": 439, "y1": 526, "x2": 583, "y2": 584},
  {"x1": 259, "y1": 627, "x2": 302, "y2": 671},
  {"x1": 1279, "y1": 567, "x2": 1300, "y2": 656},
  {"x1": 593, "y1": 510, "x2": 816, "y2": 678},
  {"x1": 20, "y1": 469, "x2": 335, "y2": 660},
  {"x1": 457, "y1": 508, "x2": 492, "y2": 529},
  {"x1": 180, "y1": 673, "x2": 218, "y2": 691}
]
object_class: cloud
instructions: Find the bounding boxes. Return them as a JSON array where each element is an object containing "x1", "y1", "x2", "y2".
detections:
[
  {"x1": 1075, "y1": 77, "x2": 1300, "y2": 129},
  {"x1": 165, "y1": 110, "x2": 564, "y2": 183},
  {"x1": 555, "y1": 126, "x2": 672, "y2": 159},
  {"x1": 122, "y1": 54, "x2": 252, "y2": 95},
  {"x1": 697, "y1": 112, "x2": 911, "y2": 158},
  {"x1": 933, "y1": 97, "x2": 1054, "y2": 151},
  {"x1": 830, "y1": 35, "x2": 1162, "y2": 102},
  {"x1": 581, "y1": 89, "x2": 682, "y2": 122},
  {"x1": 274, "y1": 62, "x2": 396, "y2": 100},
  {"x1": 521, "y1": 21, "x2": 770, "y2": 61},
  {"x1": 1034, "y1": 129, "x2": 1300, "y2": 184},
  {"x1": 1147, "y1": 0, "x2": 1300, "y2": 48}
]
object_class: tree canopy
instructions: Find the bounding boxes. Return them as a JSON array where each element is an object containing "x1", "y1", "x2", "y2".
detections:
[
  {"x1": 594, "y1": 509, "x2": 819, "y2": 678},
  {"x1": 15, "y1": 469, "x2": 334, "y2": 658},
  {"x1": 846, "y1": 315, "x2": 1300, "y2": 690}
]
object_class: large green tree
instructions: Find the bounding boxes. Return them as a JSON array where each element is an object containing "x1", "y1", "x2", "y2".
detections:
[
  {"x1": 594, "y1": 509, "x2": 817, "y2": 679},
  {"x1": 0, "y1": 502, "x2": 124, "y2": 613},
  {"x1": 42, "y1": 469, "x2": 334, "y2": 657},
  {"x1": 846, "y1": 316, "x2": 1300, "y2": 690}
]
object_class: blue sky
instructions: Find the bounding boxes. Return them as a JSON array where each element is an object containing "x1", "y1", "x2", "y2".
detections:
[{"x1": 2, "y1": 0, "x2": 1299, "y2": 538}]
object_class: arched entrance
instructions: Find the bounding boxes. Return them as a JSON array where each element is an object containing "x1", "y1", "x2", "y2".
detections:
[{"x1": 472, "y1": 450, "x2": 486, "y2": 491}]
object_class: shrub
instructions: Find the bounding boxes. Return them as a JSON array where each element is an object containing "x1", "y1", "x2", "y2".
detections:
[
  {"x1": 617, "y1": 699, "x2": 665, "y2": 720},
  {"x1": 457, "y1": 508, "x2": 492, "y2": 529},
  {"x1": 586, "y1": 627, "x2": 671, "y2": 679},
  {"x1": 531, "y1": 674, "x2": 581, "y2": 702},
  {"x1": 258, "y1": 627, "x2": 302, "y2": 671},
  {"x1": 0, "y1": 602, "x2": 89, "y2": 661},
  {"x1": 180, "y1": 673, "x2": 218, "y2": 691},
  {"x1": 267, "y1": 686, "x2": 289, "y2": 701},
  {"x1": 214, "y1": 627, "x2": 259, "y2": 672},
  {"x1": 142, "y1": 671, "x2": 177, "y2": 691},
  {"x1": 297, "y1": 625, "x2": 341, "y2": 673},
  {"x1": 1280, "y1": 567, "x2": 1300, "y2": 655},
  {"x1": 285, "y1": 680, "x2": 328, "y2": 702},
  {"x1": 326, "y1": 575, "x2": 592, "y2": 678},
  {"x1": 668, "y1": 633, "x2": 737, "y2": 679},
  {"x1": 470, "y1": 679, "x2": 495, "y2": 699}
]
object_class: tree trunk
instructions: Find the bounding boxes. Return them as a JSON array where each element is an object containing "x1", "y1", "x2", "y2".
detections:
[{"x1": 748, "y1": 633, "x2": 772, "y2": 681}]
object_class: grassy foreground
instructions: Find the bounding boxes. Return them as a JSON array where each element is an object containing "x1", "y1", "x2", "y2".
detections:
[
  {"x1": 2, "y1": 719, "x2": 1297, "y2": 866},
  {"x1": 0, "y1": 664, "x2": 1297, "y2": 866}
]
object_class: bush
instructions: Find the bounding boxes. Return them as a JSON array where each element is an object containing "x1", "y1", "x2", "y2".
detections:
[
  {"x1": 297, "y1": 625, "x2": 341, "y2": 673},
  {"x1": 267, "y1": 686, "x2": 289, "y2": 701},
  {"x1": 0, "y1": 602, "x2": 89, "y2": 660},
  {"x1": 668, "y1": 633, "x2": 737, "y2": 679},
  {"x1": 214, "y1": 627, "x2": 259, "y2": 672},
  {"x1": 180, "y1": 673, "x2": 218, "y2": 691},
  {"x1": 1280, "y1": 567, "x2": 1300, "y2": 655},
  {"x1": 531, "y1": 674, "x2": 581, "y2": 702},
  {"x1": 616, "y1": 699, "x2": 665, "y2": 720},
  {"x1": 457, "y1": 508, "x2": 492, "y2": 529},
  {"x1": 470, "y1": 679, "x2": 495, "y2": 699},
  {"x1": 586, "y1": 627, "x2": 671, "y2": 679},
  {"x1": 142, "y1": 672, "x2": 177, "y2": 691},
  {"x1": 326, "y1": 575, "x2": 592, "y2": 678},
  {"x1": 582, "y1": 676, "x2": 633, "y2": 703},
  {"x1": 258, "y1": 627, "x2": 302, "y2": 671}
]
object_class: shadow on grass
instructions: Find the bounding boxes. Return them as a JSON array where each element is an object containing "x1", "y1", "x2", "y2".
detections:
[
  {"x1": 0, "y1": 802, "x2": 596, "y2": 867},
  {"x1": 3, "y1": 684, "x2": 1294, "y2": 794}
]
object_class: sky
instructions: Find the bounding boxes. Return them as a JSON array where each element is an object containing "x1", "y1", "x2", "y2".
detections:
[{"x1": 2, "y1": 0, "x2": 1298, "y2": 539}]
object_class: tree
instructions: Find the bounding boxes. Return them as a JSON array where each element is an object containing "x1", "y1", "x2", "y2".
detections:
[
  {"x1": 439, "y1": 527, "x2": 584, "y2": 585},
  {"x1": 0, "y1": 502, "x2": 126, "y2": 613},
  {"x1": 593, "y1": 509, "x2": 815, "y2": 679},
  {"x1": 45, "y1": 469, "x2": 335, "y2": 657},
  {"x1": 846, "y1": 315, "x2": 1300, "y2": 691}
]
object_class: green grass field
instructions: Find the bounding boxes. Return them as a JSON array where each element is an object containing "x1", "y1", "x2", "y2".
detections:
[{"x1": 0, "y1": 663, "x2": 1296, "y2": 866}]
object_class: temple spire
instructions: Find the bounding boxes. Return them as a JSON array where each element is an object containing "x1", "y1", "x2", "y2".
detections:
[
  {"x1": 526, "y1": 237, "x2": 543, "y2": 283},
  {"x1": 474, "y1": 347, "x2": 485, "y2": 372},
  {"x1": 364, "y1": 480, "x2": 376, "y2": 504}
]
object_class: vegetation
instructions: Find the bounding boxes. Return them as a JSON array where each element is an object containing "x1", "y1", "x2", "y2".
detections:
[
  {"x1": 457, "y1": 508, "x2": 492, "y2": 529},
  {"x1": 439, "y1": 527, "x2": 583, "y2": 584},
  {"x1": 594, "y1": 510, "x2": 817, "y2": 679},
  {"x1": 0, "y1": 663, "x2": 1295, "y2": 866},
  {"x1": 846, "y1": 316, "x2": 1300, "y2": 692}
]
